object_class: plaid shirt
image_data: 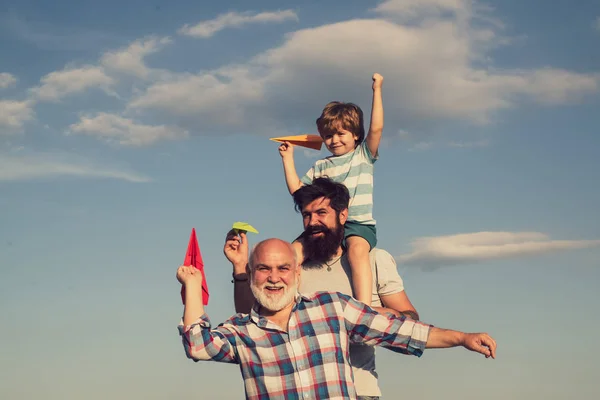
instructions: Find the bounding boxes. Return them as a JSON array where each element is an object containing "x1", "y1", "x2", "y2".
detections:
[{"x1": 178, "y1": 291, "x2": 431, "y2": 400}]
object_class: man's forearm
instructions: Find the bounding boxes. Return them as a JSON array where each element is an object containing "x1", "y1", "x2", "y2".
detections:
[
  {"x1": 399, "y1": 310, "x2": 419, "y2": 320},
  {"x1": 372, "y1": 307, "x2": 419, "y2": 320},
  {"x1": 232, "y1": 261, "x2": 254, "y2": 313},
  {"x1": 233, "y1": 276, "x2": 254, "y2": 313},
  {"x1": 425, "y1": 327, "x2": 465, "y2": 349},
  {"x1": 183, "y1": 282, "x2": 205, "y2": 326}
]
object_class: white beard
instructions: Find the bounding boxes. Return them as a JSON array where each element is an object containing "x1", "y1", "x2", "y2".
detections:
[{"x1": 251, "y1": 280, "x2": 298, "y2": 312}]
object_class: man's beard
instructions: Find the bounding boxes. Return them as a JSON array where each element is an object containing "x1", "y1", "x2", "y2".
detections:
[
  {"x1": 250, "y1": 279, "x2": 298, "y2": 312},
  {"x1": 302, "y1": 219, "x2": 344, "y2": 263}
]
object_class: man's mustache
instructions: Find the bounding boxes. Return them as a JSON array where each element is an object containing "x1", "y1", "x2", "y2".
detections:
[{"x1": 305, "y1": 225, "x2": 331, "y2": 235}]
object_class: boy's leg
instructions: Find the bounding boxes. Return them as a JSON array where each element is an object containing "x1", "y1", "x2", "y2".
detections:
[{"x1": 346, "y1": 235, "x2": 373, "y2": 307}]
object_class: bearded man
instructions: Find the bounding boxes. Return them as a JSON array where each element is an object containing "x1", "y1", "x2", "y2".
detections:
[
  {"x1": 179, "y1": 237, "x2": 496, "y2": 400},
  {"x1": 224, "y1": 178, "x2": 427, "y2": 399}
]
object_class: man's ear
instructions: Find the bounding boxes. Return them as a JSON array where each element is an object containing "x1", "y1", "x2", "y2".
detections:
[{"x1": 339, "y1": 208, "x2": 348, "y2": 225}]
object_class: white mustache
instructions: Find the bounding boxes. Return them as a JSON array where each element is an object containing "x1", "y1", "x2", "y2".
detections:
[{"x1": 263, "y1": 285, "x2": 285, "y2": 290}]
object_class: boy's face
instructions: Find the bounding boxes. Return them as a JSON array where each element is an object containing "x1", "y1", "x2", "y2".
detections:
[{"x1": 320, "y1": 127, "x2": 358, "y2": 156}]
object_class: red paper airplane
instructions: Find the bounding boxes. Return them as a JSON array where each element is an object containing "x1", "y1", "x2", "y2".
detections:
[{"x1": 180, "y1": 228, "x2": 209, "y2": 305}]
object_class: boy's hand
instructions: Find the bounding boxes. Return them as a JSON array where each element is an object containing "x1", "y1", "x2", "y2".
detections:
[
  {"x1": 278, "y1": 141, "x2": 294, "y2": 159},
  {"x1": 177, "y1": 265, "x2": 203, "y2": 287},
  {"x1": 372, "y1": 73, "x2": 384, "y2": 90}
]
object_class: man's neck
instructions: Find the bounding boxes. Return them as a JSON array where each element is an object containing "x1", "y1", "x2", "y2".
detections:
[{"x1": 260, "y1": 301, "x2": 295, "y2": 332}]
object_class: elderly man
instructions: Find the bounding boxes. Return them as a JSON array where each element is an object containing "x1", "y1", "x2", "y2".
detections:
[
  {"x1": 225, "y1": 177, "x2": 418, "y2": 399},
  {"x1": 178, "y1": 238, "x2": 496, "y2": 400}
]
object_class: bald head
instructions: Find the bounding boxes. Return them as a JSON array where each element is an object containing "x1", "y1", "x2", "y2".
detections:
[
  {"x1": 249, "y1": 238, "x2": 298, "y2": 271},
  {"x1": 249, "y1": 238, "x2": 301, "y2": 312}
]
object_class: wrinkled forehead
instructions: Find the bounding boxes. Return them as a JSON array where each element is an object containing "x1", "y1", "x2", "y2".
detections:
[{"x1": 252, "y1": 240, "x2": 297, "y2": 267}]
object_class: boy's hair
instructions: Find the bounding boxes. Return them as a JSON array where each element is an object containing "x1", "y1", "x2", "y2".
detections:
[
  {"x1": 293, "y1": 177, "x2": 350, "y2": 214},
  {"x1": 316, "y1": 101, "x2": 365, "y2": 145}
]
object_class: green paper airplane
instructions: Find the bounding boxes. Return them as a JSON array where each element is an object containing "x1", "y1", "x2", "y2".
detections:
[{"x1": 232, "y1": 222, "x2": 259, "y2": 234}]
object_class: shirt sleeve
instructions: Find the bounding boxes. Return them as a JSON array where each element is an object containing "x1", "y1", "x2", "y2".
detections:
[
  {"x1": 178, "y1": 314, "x2": 239, "y2": 364},
  {"x1": 374, "y1": 249, "x2": 404, "y2": 296},
  {"x1": 340, "y1": 293, "x2": 431, "y2": 357},
  {"x1": 300, "y1": 165, "x2": 316, "y2": 185},
  {"x1": 360, "y1": 140, "x2": 378, "y2": 164}
]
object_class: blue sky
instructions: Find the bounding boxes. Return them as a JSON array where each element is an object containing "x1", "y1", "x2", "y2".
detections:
[{"x1": 1, "y1": 0, "x2": 599, "y2": 398}]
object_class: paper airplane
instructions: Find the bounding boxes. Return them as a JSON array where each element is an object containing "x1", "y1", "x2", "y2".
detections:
[
  {"x1": 270, "y1": 134, "x2": 323, "y2": 151},
  {"x1": 232, "y1": 222, "x2": 258, "y2": 234},
  {"x1": 180, "y1": 228, "x2": 209, "y2": 306}
]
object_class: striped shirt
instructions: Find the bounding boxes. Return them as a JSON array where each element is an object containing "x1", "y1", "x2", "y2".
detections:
[
  {"x1": 179, "y1": 291, "x2": 431, "y2": 400},
  {"x1": 300, "y1": 141, "x2": 377, "y2": 225}
]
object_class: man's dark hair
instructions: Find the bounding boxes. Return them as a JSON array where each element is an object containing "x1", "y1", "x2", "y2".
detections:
[{"x1": 293, "y1": 177, "x2": 350, "y2": 213}]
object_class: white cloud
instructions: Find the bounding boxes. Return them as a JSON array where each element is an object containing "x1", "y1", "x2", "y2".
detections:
[
  {"x1": 0, "y1": 72, "x2": 17, "y2": 89},
  {"x1": 498, "y1": 68, "x2": 599, "y2": 105},
  {"x1": 128, "y1": 66, "x2": 269, "y2": 130},
  {"x1": 0, "y1": 100, "x2": 35, "y2": 131},
  {"x1": 31, "y1": 65, "x2": 115, "y2": 102},
  {"x1": 0, "y1": 152, "x2": 150, "y2": 182},
  {"x1": 69, "y1": 112, "x2": 188, "y2": 146},
  {"x1": 130, "y1": 2, "x2": 599, "y2": 137},
  {"x1": 100, "y1": 36, "x2": 172, "y2": 79},
  {"x1": 373, "y1": 0, "x2": 469, "y2": 19},
  {"x1": 397, "y1": 231, "x2": 600, "y2": 268},
  {"x1": 594, "y1": 16, "x2": 600, "y2": 31},
  {"x1": 178, "y1": 10, "x2": 298, "y2": 38}
]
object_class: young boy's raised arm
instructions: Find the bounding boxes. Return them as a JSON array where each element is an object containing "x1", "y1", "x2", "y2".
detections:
[
  {"x1": 366, "y1": 73, "x2": 384, "y2": 157},
  {"x1": 279, "y1": 141, "x2": 303, "y2": 195}
]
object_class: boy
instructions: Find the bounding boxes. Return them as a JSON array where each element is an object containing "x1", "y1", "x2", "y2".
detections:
[{"x1": 278, "y1": 73, "x2": 384, "y2": 306}]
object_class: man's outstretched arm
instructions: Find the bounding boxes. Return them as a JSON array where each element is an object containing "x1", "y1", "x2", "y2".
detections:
[
  {"x1": 342, "y1": 294, "x2": 496, "y2": 359},
  {"x1": 224, "y1": 230, "x2": 254, "y2": 313},
  {"x1": 426, "y1": 328, "x2": 496, "y2": 358}
]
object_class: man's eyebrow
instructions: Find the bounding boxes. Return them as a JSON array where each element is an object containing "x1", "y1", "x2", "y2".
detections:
[
  {"x1": 255, "y1": 263, "x2": 292, "y2": 268},
  {"x1": 303, "y1": 206, "x2": 329, "y2": 213}
]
